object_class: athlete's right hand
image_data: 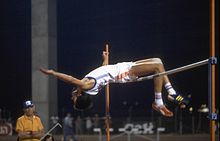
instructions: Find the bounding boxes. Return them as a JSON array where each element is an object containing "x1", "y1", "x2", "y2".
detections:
[{"x1": 39, "y1": 68, "x2": 54, "y2": 75}]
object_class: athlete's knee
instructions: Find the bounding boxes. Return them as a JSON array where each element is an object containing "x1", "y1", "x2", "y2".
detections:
[
  {"x1": 154, "y1": 63, "x2": 164, "y2": 72},
  {"x1": 153, "y1": 59, "x2": 165, "y2": 73},
  {"x1": 152, "y1": 58, "x2": 163, "y2": 64}
]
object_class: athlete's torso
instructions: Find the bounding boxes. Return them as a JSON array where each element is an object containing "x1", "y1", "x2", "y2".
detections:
[{"x1": 83, "y1": 62, "x2": 137, "y2": 95}]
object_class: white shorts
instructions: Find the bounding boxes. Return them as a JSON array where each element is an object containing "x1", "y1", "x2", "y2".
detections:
[{"x1": 112, "y1": 62, "x2": 137, "y2": 83}]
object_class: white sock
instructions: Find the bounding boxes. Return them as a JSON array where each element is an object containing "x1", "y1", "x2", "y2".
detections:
[
  {"x1": 165, "y1": 82, "x2": 176, "y2": 95},
  {"x1": 155, "y1": 92, "x2": 164, "y2": 106}
]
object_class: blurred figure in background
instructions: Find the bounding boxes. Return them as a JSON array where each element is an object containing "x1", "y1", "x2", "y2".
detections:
[
  {"x1": 85, "y1": 116, "x2": 92, "y2": 134},
  {"x1": 75, "y1": 116, "x2": 83, "y2": 135},
  {"x1": 63, "y1": 112, "x2": 77, "y2": 141},
  {"x1": 93, "y1": 114, "x2": 100, "y2": 129},
  {"x1": 16, "y1": 100, "x2": 44, "y2": 141}
]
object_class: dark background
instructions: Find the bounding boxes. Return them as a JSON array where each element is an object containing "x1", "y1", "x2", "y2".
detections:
[{"x1": 0, "y1": 0, "x2": 219, "y2": 122}]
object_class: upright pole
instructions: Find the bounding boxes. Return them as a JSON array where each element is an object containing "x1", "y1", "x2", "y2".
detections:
[
  {"x1": 209, "y1": 0, "x2": 216, "y2": 141},
  {"x1": 105, "y1": 44, "x2": 110, "y2": 141}
]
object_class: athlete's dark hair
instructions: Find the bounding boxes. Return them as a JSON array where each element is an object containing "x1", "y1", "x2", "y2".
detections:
[
  {"x1": 72, "y1": 87, "x2": 93, "y2": 111},
  {"x1": 74, "y1": 93, "x2": 93, "y2": 111}
]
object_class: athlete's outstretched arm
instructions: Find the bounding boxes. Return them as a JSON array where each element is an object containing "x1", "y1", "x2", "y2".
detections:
[{"x1": 40, "y1": 68, "x2": 85, "y2": 87}]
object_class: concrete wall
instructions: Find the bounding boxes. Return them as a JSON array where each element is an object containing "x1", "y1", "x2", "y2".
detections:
[{"x1": 31, "y1": 0, "x2": 57, "y2": 130}]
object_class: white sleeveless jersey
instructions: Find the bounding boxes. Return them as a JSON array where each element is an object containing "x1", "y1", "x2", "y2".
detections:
[{"x1": 83, "y1": 62, "x2": 137, "y2": 95}]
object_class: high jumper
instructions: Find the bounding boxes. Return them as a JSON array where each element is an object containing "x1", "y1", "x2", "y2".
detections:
[{"x1": 40, "y1": 51, "x2": 190, "y2": 117}]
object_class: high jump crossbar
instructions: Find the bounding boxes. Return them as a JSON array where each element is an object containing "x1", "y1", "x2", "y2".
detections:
[{"x1": 136, "y1": 59, "x2": 209, "y2": 82}]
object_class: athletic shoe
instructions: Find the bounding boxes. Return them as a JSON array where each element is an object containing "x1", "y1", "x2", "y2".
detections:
[
  {"x1": 152, "y1": 103, "x2": 173, "y2": 117},
  {"x1": 167, "y1": 94, "x2": 190, "y2": 106}
]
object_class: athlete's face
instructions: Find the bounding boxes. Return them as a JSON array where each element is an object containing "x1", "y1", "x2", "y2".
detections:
[{"x1": 71, "y1": 87, "x2": 82, "y2": 105}]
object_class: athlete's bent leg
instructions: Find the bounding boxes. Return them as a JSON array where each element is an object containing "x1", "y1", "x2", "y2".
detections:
[{"x1": 130, "y1": 59, "x2": 173, "y2": 117}]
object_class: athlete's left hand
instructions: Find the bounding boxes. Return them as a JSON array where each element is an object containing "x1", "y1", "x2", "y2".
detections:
[{"x1": 39, "y1": 68, "x2": 54, "y2": 75}]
